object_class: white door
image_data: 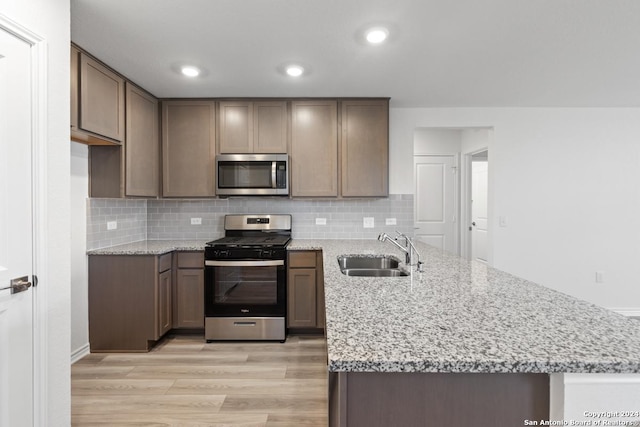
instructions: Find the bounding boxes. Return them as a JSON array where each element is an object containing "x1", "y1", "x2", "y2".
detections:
[
  {"x1": 0, "y1": 26, "x2": 35, "y2": 427},
  {"x1": 471, "y1": 160, "x2": 488, "y2": 263},
  {"x1": 414, "y1": 155, "x2": 457, "y2": 252}
]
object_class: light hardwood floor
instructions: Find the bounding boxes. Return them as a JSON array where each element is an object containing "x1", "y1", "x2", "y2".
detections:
[{"x1": 71, "y1": 334, "x2": 328, "y2": 427}]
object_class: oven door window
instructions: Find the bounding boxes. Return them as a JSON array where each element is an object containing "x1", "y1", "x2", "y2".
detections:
[
  {"x1": 218, "y1": 161, "x2": 273, "y2": 189},
  {"x1": 214, "y1": 265, "x2": 278, "y2": 305},
  {"x1": 205, "y1": 259, "x2": 286, "y2": 317}
]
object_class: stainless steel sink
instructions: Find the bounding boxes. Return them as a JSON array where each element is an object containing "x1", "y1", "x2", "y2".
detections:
[
  {"x1": 341, "y1": 268, "x2": 409, "y2": 277},
  {"x1": 337, "y1": 255, "x2": 409, "y2": 277},
  {"x1": 337, "y1": 255, "x2": 400, "y2": 270}
]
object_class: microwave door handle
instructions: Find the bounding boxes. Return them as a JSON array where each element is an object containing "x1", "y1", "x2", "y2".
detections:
[{"x1": 271, "y1": 161, "x2": 277, "y2": 189}]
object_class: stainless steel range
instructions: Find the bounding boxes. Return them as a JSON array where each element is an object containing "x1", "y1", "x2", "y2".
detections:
[{"x1": 204, "y1": 214, "x2": 291, "y2": 342}]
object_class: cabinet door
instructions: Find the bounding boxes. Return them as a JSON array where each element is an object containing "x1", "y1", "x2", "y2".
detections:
[
  {"x1": 218, "y1": 101, "x2": 253, "y2": 153},
  {"x1": 79, "y1": 53, "x2": 125, "y2": 142},
  {"x1": 340, "y1": 99, "x2": 389, "y2": 197},
  {"x1": 287, "y1": 268, "x2": 317, "y2": 328},
  {"x1": 88, "y1": 255, "x2": 156, "y2": 352},
  {"x1": 70, "y1": 46, "x2": 79, "y2": 130},
  {"x1": 125, "y1": 83, "x2": 159, "y2": 197},
  {"x1": 254, "y1": 101, "x2": 287, "y2": 153},
  {"x1": 175, "y1": 269, "x2": 205, "y2": 328},
  {"x1": 291, "y1": 100, "x2": 338, "y2": 197},
  {"x1": 162, "y1": 101, "x2": 216, "y2": 197},
  {"x1": 158, "y1": 269, "x2": 172, "y2": 338}
]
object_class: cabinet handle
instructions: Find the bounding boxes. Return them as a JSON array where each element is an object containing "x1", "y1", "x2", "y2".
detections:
[{"x1": 233, "y1": 321, "x2": 256, "y2": 327}]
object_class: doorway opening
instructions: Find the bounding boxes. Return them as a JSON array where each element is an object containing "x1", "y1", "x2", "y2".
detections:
[
  {"x1": 464, "y1": 149, "x2": 489, "y2": 263},
  {"x1": 413, "y1": 128, "x2": 492, "y2": 263}
]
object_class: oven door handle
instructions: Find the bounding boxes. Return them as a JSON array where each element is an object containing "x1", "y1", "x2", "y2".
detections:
[{"x1": 205, "y1": 260, "x2": 285, "y2": 267}]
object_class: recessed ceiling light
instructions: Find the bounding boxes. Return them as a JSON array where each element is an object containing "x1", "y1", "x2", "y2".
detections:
[
  {"x1": 365, "y1": 27, "x2": 389, "y2": 44},
  {"x1": 181, "y1": 66, "x2": 200, "y2": 77},
  {"x1": 286, "y1": 65, "x2": 304, "y2": 77}
]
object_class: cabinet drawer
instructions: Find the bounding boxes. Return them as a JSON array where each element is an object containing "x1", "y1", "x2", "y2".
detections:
[
  {"x1": 158, "y1": 253, "x2": 172, "y2": 273},
  {"x1": 288, "y1": 251, "x2": 317, "y2": 268},
  {"x1": 178, "y1": 252, "x2": 204, "y2": 269}
]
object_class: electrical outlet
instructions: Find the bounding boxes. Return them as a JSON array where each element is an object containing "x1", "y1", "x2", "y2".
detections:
[
  {"x1": 315, "y1": 218, "x2": 327, "y2": 225},
  {"x1": 595, "y1": 271, "x2": 605, "y2": 283},
  {"x1": 107, "y1": 221, "x2": 117, "y2": 230},
  {"x1": 363, "y1": 217, "x2": 375, "y2": 228},
  {"x1": 385, "y1": 218, "x2": 397, "y2": 226},
  {"x1": 191, "y1": 217, "x2": 202, "y2": 225}
]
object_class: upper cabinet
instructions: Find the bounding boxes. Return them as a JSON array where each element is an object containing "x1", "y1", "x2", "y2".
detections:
[
  {"x1": 70, "y1": 45, "x2": 389, "y2": 198},
  {"x1": 162, "y1": 101, "x2": 216, "y2": 197},
  {"x1": 290, "y1": 100, "x2": 338, "y2": 197},
  {"x1": 218, "y1": 101, "x2": 287, "y2": 153},
  {"x1": 340, "y1": 99, "x2": 389, "y2": 197},
  {"x1": 125, "y1": 83, "x2": 159, "y2": 197},
  {"x1": 71, "y1": 47, "x2": 125, "y2": 145}
]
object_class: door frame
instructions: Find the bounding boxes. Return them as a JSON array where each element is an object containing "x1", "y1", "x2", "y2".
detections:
[
  {"x1": 0, "y1": 13, "x2": 49, "y2": 426},
  {"x1": 461, "y1": 147, "x2": 490, "y2": 264}
]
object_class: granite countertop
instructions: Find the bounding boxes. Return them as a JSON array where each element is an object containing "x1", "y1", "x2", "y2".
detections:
[
  {"x1": 288, "y1": 239, "x2": 640, "y2": 374},
  {"x1": 87, "y1": 240, "x2": 209, "y2": 255}
]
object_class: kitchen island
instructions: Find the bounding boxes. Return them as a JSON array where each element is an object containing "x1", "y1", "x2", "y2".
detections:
[{"x1": 288, "y1": 239, "x2": 640, "y2": 426}]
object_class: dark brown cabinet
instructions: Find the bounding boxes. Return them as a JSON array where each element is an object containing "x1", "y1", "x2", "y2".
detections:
[
  {"x1": 71, "y1": 48, "x2": 125, "y2": 145},
  {"x1": 290, "y1": 100, "x2": 338, "y2": 197},
  {"x1": 73, "y1": 44, "x2": 160, "y2": 198},
  {"x1": 287, "y1": 250, "x2": 325, "y2": 330},
  {"x1": 125, "y1": 83, "x2": 160, "y2": 197},
  {"x1": 162, "y1": 101, "x2": 216, "y2": 197},
  {"x1": 218, "y1": 101, "x2": 288, "y2": 153},
  {"x1": 86, "y1": 84, "x2": 160, "y2": 198},
  {"x1": 88, "y1": 253, "x2": 173, "y2": 352},
  {"x1": 173, "y1": 252, "x2": 205, "y2": 329},
  {"x1": 340, "y1": 99, "x2": 389, "y2": 197}
]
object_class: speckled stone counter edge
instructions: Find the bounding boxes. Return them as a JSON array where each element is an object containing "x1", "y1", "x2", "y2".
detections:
[{"x1": 87, "y1": 240, "x2": 208, "y2": 255}]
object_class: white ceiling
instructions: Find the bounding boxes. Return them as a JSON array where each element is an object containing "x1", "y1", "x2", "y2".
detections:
[{"x1": 71, "y1": 0, "x2": 640, "y2": 108}]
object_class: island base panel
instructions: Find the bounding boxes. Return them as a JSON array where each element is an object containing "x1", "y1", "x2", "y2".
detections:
[{"x1": 329, "y1": 372, "x2": 549, "y2": 427}]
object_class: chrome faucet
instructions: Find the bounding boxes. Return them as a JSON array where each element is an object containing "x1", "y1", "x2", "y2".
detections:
[{"x1": 377, "y1": 232, "x2": 423, "y2": 272}]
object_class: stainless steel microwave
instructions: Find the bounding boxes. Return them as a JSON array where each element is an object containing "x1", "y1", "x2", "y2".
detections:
[{"x1": 216, "y1": 154, "x2": 289, "y2": 196}]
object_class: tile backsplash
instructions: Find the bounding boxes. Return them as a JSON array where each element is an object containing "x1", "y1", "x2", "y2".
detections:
[
  {"x1": 87, "y1": 195, "x2": 414, "y2": 250},
  {"x1": 87, "y1": 199, "x2": 147, "y2": 250}
]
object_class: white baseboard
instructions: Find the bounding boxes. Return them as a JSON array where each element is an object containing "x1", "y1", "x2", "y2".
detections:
[
  {"x1": 70, "y1": 343, "x2": 90, "y2": 364},
  {"x1": 610, "y1": 308, "x2": 640, "y2": 317}
]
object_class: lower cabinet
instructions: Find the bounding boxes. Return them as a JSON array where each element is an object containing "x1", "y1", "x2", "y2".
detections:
[
  {"x1": 287, "y1": 250, "x2": 325, "y2": 330},
  {"x1": 88, "y1": 253, "x2": 173, "y2": 352},
  {"x1": 173, "y1": 251, "x2": 205, "y2": 329}
]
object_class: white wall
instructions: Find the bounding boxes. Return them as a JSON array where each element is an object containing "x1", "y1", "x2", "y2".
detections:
[
  {"x1": 414, "y1": 128, "x2": 461, "y2": 155},
  {"x1": 70, "y1": 142, "x2": 88, "y2": 361},
  {"x1": 0, "y1": 0, "x2": 71, "y2": 424},
  {"x1": 390, "y1": 107, "x2": 640, "y2": 312}
]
